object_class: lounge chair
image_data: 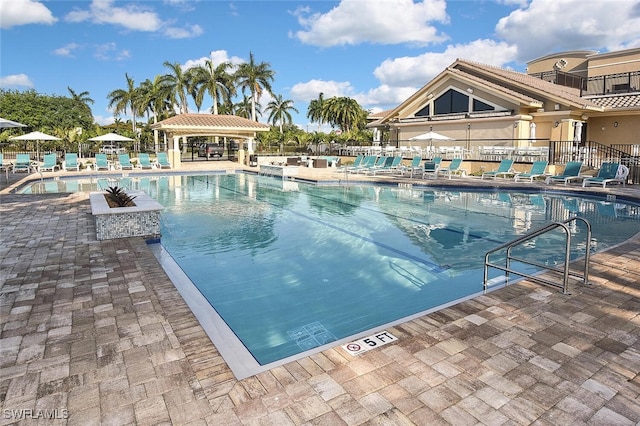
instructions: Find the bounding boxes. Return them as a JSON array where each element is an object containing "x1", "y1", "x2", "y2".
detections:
[
  {"x1": 481, "y1": 159, "x2": 514, "y2": 179},
  {"x1": 582, "y1": 163, "x2": 628, "y2": 188},
  {"x1": 156, "y1": 152, "x2": 172, "y2": 169},
  {"x1": 439, "y1": 158, "x2": 465, "y2": 179},
  {"x1": 337, "y1": 154, "x2": 364, "y2": 172},
  {"x1": 348, "y1": 155, "x2": 376, "y2": 173},
  {"x1": 421, "y1": 157, "x2": 442, "y2": 179},
  {"x1": 514, "y1": 161, "x2": 548, "y2": 182},
  {"x1": 399, "y1": 155, "x2": 422, "y2": 177},
  {"x1": 95, "y1": 154, "x2": 110, "y2": 171},
  {"x1": 369, "y1": 156, "x2": 402, "y2": 175},
  {"x1": 354, "y1": 156, "x2": 385, "y2": 174},
  {"x1": 117, "y1": 153, "x2": 134, "y2": 170},
  {"x1": 13, "y1": 153, "x2": 32, "y2": 173},
  {"x1": 39, "y1": 153, "x2": 59, "y2": 172},
  {"x1": 137, "y1": 153, "x2": 154, "y2": 169},
  {"x1": 63, "y1": 153, "x2": 80, "y2": 171},
  {"x1": 545, "y1": 161, "x2": 583, "y2": 185}
]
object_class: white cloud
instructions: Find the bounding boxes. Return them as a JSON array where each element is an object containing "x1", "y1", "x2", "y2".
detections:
[
  {"x1": 496, "y1": 0, "x2": 640, "y2": 61},
  {"x1": 183, "y1": 50, "x2": 245, "y2": 71},
  {"x1": 0, "y1": 0, "x2": 57, "y2": 29},
  {"x1": 53, "y1": 43, "x2": 81, "y2": 57},
  {"x1": 373, "y1": 39, "x2": 518, "y2": 88},
  {"x1": 0, "y1": 73, "x2": 34, "y2": 88},
  {"x1": 94, "y1": 42, "x2": 130, "y2": 61},
  {"x1": 65, "y1": 0, "x2": 163, "y2": 32},
  {"x1": 290, "y1": 79, "x2": 355, "y2": 102},
  {"x1": 292, "y1": 0, "x2": 449, "y2": 47},
  {"x1": 164, "y1": 24, "x2": 204, "y2": 39}
]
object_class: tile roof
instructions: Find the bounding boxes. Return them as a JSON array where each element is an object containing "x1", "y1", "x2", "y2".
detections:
[
  {"x1": 587, "y1": 93, "x2": 640, "y2": 109},
  {"x1": 154, "y1": 114, "x2": 270, "y2": 130},
  {"x1": 453, "y1": 59, "x2": 603, "y2": 110}
]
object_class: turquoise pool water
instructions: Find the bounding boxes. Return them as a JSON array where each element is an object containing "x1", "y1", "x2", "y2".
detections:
[{"x1": 21, "y1": 174, "x2": 640, "y2": 366}]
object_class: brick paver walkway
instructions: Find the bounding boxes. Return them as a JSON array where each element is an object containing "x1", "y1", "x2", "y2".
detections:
[{"x1": 1, "y1": 165, "x2": 639, "y2": 425}]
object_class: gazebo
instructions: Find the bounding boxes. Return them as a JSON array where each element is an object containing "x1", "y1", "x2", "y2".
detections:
[{"x1": 151, "y1": 114, "x2": 270, "y2": 168}]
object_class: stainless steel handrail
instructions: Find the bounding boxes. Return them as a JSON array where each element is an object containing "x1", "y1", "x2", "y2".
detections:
[{"x1": 484, "y1": 217, "x2": 591, "y2": 294}]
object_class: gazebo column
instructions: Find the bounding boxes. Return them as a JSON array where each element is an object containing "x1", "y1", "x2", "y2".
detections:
[{"x1": 169, "y1": 134, "x2": 182, "y2": 168}]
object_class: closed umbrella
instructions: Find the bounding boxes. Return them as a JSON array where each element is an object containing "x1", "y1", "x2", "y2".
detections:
[{"x1": 9, "y1": 131, "x2": 61, "y2": 160}]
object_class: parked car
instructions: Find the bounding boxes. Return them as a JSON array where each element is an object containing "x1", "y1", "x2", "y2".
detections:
[
  {"x1": 198, "y1": 143, "x2": 224, "y2": 158},
  {"x1": 100, "y1": 144, "x2": 126, "y2": 154}
]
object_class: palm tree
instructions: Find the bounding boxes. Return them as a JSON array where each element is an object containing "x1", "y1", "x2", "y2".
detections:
[
  {"x1": 107, "y1": 73, "x2": 141, "y2": 133},
  {"x1": 307, "y1": 92, "x2": 326, "y2": 131},
  {"x1": 189, "y1": 60, "x2": 235, "y2": 115},
  {"x1": 67, "y1": 87, "x2": 94, "y2": 107},
  {"x1": 162, "y1": 61, "x2": 191, "y2": 114},
  {"x1": 138, "y1": 76, "x2": 174, "y2": 151},
  {"x1": 324, "y1": 96, "x2": 366, "y2": 133},
  {"x1": 265, "y1": 94, "x2": 298, "y2": 134},
  {"x1": 235, "y1": 52, "x2": 275, "y2": 121},
  {"x1": 234, "y1": 95, "x2": 260, "y2": 120}
]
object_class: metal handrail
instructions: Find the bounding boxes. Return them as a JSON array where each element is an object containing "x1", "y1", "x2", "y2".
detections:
[{"x1": 484, "y1": 217, "x2": 591, "y2": 294}]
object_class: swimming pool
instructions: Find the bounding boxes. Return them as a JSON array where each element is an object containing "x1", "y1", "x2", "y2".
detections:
[{"x1": 21, "y1": 174, "x2": 640, "y2": 377}]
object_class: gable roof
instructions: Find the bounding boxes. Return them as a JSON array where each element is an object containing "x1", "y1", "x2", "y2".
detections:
[
  {"x1": 375, "y1": 59, "x2": 604, "y2": 125},
  {"x1": 452, "y1": 59, "x2": 601, "y2": 110}
]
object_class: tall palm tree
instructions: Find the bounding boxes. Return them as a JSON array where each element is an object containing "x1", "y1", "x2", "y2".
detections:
[
  {"x1": 107, "y1": 73, "x2": 141, "y2": 133},
  {"x1": 162, "y1": 61, "x2": 191, "y2": 114},
  {"x1": 265, "y1": 94, "x2": 298, "y2": 134},
  {"x1": 138, "y1": 76, "x2": 174, "y2": 151},
  {"x1": 67, "y1": 87, "x2": 94, "y2": 107},
  {"x1": 189, "y1": 60, "x2": 235, "y2": 115},
  {"x1": 307, "y1": 92, "x2": 326, "y2": 131},
  {"x1": 235, "y1": 52, "x2": 275, "y2": 121}
]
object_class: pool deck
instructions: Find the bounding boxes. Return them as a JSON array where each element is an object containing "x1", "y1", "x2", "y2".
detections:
[{"x1": 1, "y1": 161, "x2": 639, "y2": 425}]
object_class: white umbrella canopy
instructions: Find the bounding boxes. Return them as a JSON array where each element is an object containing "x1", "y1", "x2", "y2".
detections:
[
  {"x1": 9, "y1": 131, "x2": 61, "y2": 159},
  {"x1": 88, "y1": 132, "x2": 134, "y2": 142},
  {"x1": 0, "y1": 117, "x2": 27, "y2": 128},
  {"x1": 409, "y1": 131, "x2": 454, "y2": 141}
]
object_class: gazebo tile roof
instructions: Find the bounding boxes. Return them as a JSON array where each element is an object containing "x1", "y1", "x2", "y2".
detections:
[{"x1": 155, "y1": 114, "x2": 270, "y2": 130}]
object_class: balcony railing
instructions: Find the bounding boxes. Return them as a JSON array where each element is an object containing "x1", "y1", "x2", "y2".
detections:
[
  {"x1": 582, "y1": 71, "x2": 640, "y2": 96},
  {"x1": 530, "y1": 70, "x2": 640, "y2": 97}
]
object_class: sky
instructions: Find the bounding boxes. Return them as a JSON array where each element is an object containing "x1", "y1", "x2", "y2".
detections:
[{"x1": 1, "y1": 0, "x2": 640, "y2": 130}]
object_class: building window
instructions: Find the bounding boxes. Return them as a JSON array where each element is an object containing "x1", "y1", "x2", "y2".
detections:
[
  {"x1": 434, "y1": 89, "x2": 468, "y2": 114},
  {"x1": 415, "y1": 104, "x2": 430, "y2": 117},
  {"x1": 473, "y1": 99, "x2": 494, "y2": 112}
]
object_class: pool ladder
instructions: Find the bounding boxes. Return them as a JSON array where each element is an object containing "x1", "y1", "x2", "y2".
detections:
[{"x1": 484, "y1": 217, "x2": 591, "y2": 295}]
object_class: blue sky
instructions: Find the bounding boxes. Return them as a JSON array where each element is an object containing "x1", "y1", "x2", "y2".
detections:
[{"x1": 2, "y1": 0, "x2": 639, "y2": 129}]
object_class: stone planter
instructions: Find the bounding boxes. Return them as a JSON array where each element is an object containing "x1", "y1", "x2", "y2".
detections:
[{"x1": 90, "y1": 190, "x2": 164, "y2": 241}]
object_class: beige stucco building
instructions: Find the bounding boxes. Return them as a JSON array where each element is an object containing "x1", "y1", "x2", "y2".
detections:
[{"x1": 368, "y1": 47, "x2": 640, "y2": 172}]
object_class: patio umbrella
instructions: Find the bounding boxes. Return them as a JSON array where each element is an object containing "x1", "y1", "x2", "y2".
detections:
[
  {"x1": 0, "y1": 117, "x2": 27, "y2": 128},
  {"x1": 409, "y1": 131, "x2": 454, "y2": 150},
  {"x1": 9, "y1": 131, "x2": 61, "y2": 160},
  {"x1": 88, "y1": 132, "x2": 134, "y2": 142}
]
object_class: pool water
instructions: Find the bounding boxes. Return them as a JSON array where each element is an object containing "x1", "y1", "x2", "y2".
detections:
[
  {"x1": 22, "y1": 174, "x2": 640, "y2": 367},
  {"x1": 150, "y1": 174, "x2": 640, "y2": 365}
]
